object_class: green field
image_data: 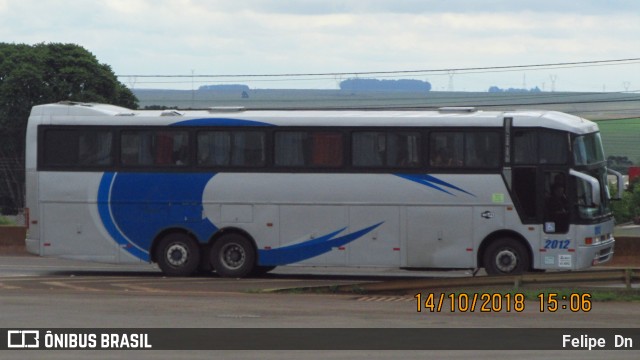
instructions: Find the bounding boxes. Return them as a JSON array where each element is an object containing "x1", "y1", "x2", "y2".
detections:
[{"x1": 596, "y1": 118, "x2": 640, "y2": 165}]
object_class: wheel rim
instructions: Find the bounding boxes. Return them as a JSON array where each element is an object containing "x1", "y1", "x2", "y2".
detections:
[
  {"x1": 166, "y1": 243, "x2": 189, "y2": 267},
  {"x1": 495, "y1": 249, "x2": 518, "y2": 273},
  {"x1": 220, "y1": 243, "x2": 246, "y2": 270}
]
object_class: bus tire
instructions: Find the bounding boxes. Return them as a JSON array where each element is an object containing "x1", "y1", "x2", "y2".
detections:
[
  {"x1": 483, "y1": 238, "x2": 530, "y2": 275},
  {"x1": 211, "y1": 234, "x2": 256, "y2": 278},
  {"x1": 155, "y1": 233, "x2": 200, "y2": 277}
]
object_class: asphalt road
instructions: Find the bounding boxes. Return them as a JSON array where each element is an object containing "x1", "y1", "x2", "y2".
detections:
[{"x1": 1, "y1": 255, "x2": 639, "y2": 360}]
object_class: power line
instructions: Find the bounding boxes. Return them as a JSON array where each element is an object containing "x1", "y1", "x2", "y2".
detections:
[{"x1": 116, "y1": 58, "x2": 640, "y2": 79}]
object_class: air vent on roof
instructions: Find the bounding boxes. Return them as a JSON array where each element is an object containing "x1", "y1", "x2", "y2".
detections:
[
  {"x1": 208, "y1": 106, "x2": 246, "y2": 113},
  {"x1": 438, "y1": 107, "x2": 477, "y2": 113},
  {"x1": 57, "y1": 101, "x2": 90, "y2": 107},
  {"x1": 161, "y1": 110, "x2": 184, "y2": 116}
]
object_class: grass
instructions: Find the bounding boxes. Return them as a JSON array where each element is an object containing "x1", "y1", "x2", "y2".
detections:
[
  {"x1": 0, "y1": 216, "x2": 15, "y2": 226},
  {"x1": 596, "y1": 117, "x2": 640, "y2": 164}
]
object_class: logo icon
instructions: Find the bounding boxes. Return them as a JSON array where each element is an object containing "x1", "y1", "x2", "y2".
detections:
[
  {"x1": 7, "y1": 330, "x2": 40, "y2": 348},
  {"x1": 480, "y1": 211, "x2": 494, "y2": 219}
]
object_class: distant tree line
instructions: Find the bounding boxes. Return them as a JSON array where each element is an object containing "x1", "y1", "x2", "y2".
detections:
[
  {"x1": 340, "y1": 78, "x2": 432, "y2": 92},
  {"x1": 199, "y1": 84, "x2": 250, "y2": 92},
  {"x1": 488, "y1": 86, "x2": 542, "y2": 93},
  {"x1": 0, "y1": 42, "x2": 137, "y2": 209}
]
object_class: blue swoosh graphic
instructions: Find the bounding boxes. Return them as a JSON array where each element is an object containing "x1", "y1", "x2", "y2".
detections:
[
  {"x1": 98, "y1": 172, "x2": 218, "y2": 261},
  {"x1": 395, "y1": 174, "x2": 475, "y2": 197},
  {"x1": 257, "y1": 222, "x2": 383, "y2": 266}
]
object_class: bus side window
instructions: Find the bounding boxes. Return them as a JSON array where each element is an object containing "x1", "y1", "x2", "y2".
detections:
[
  {"x1": 78, "y1": 131, "x2": 113, "y2": 166},
  {"x1": 275, "y1": 132, "x2": 308, "y2": 166},
  {"x1": 430, "y1": 132, "x2": 463, "y2": 167},
  {"x1": 352, "y1": 132, "x2": 384, "y2": 167},
  {"x1": 121, "y1": 130, "x2": 189, "y2": 167},
  {"x1": 352, "y1": 131, "x2": 420, "y2": 168},
  {"x1": 465, "y1": 132, "x2": 500, "y2": 168},
  {"x1": 539, "y1": 132, "x2": 568, "y2": 164},
  {"x1": 513, "y1": 131, "x2": 537, "y2": 164},
  {"x1": 121, "y1": 131, "x2": 153, "y2": 166},
  {"x1": 43, "y1": 129, "x2": 113, "y2": 167},
  {"x1": 275, "y1": 131, "x2": 344, "y2": 168},
  {"x1": 312, "y1": 132, "x2": 343, "y2": 167},
  {"x1": 156, "y1": 131, "x2": 188, "y2": 166},
  {"x1": 514, "y1": 130, "x2": 567, "y2": 165},
  {"x1": 198, "y1": 131, "x2": 265, "y2": 168}
]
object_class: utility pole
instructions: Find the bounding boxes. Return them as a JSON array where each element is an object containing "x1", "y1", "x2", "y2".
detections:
[
  {"x1": 549, "y1": 75, "x2": 558, "y2": 92},
  {"x1": 447, "y1": 71, "x2": 455, "y2": 92},
  {"x1": 191, "y1": 69, "x2": 195, "y2": 109}
]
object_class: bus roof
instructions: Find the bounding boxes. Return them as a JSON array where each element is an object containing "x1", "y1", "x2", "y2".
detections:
[{"x1": 29, "y1": 102, "x2": 599, "y2": 134}]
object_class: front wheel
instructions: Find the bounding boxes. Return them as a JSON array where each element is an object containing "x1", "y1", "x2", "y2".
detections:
[
  {"x1": 483, "y1": 238, "x2": 530, "y2": 275},
  {"x1": 211, "y1": 234, "x2": 256, "y2": 278},
  {"x1": 155, "y1": 233, "x2": 200, "y2": 277}
]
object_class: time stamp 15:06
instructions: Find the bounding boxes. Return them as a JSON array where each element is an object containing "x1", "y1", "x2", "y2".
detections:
[{"x1": 414, "y1": 292, "x2": 593, "y2": 313}]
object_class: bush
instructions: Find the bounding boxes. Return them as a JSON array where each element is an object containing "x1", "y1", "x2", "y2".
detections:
[{"x1": 611, "y1": 180, "x2": 640, "y2": 224}]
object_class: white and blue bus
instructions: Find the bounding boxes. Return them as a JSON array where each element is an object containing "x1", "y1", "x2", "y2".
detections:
[{"x1": 25, "y1": 102, "x2": 621, "y2": 277}]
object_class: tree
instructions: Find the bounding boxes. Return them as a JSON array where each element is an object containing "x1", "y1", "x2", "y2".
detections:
[{"x1": 0, "y1": 43, "x2": 138, "y2": 209}]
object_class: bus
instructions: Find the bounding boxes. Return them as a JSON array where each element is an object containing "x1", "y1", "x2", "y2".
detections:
[{"x1": 24, "y1": 102, "x2": 622, "y2": 277}]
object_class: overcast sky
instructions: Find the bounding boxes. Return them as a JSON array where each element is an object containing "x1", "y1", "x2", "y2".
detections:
[{"x1": 1, "y1": 0, "x2": 639, "y2": 91}]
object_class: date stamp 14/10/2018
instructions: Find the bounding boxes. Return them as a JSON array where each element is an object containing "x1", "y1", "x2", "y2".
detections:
[{"x1": 414, "y1": 292, "x2": 592, "y2": 313}]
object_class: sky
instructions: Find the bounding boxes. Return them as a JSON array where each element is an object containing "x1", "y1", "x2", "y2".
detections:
[{"x1": 1, "y1": 0, "x2": 640, "y2": 92}]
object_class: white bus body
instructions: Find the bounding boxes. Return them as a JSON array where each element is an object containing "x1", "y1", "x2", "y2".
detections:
[{"x1": 25, "y1": 102, "x2": 617, "y2": 277}]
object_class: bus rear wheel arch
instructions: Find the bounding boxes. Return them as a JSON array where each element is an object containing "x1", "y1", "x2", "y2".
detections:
[
  {"x1": 482, "y1": 236, "x2": 531, "y2": 276},
  {"x1": 154, "y1": 232, "x2": 201, "y2": 277},
  {"x1": 210, "y1": 232, "x2": 256, "y2": 278}
]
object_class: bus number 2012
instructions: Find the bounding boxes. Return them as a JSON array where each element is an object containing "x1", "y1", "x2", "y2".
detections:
[{"x1": 544, "y1": 239, "x2": 570, "y2": 249}]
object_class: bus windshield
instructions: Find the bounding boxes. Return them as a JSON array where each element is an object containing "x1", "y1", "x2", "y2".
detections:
[
  {"x1": 572, "y1": 133, "x2": 610, "y2": 220},
  {"x1": 573, "y1": 132, "x2": 605, "y2": 166},
  {"x1": 574, "y1": 166, "x2": 611, "y2": 220}
]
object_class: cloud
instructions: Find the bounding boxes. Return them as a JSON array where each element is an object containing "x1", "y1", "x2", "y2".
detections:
[{"x1": 184, "y1": 0, "x2": 640, "y2": 15}]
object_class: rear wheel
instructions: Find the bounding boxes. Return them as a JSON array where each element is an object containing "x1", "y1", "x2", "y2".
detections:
[
  {"x1": 483, "y1": 238, "x2": 530, "y2": 275},
  {"x1": 211, "y1": 233, "x2": 256, "y2": 278},
  {"x1": 155, "y1": 233, "x2": 200, "y2": 277}
]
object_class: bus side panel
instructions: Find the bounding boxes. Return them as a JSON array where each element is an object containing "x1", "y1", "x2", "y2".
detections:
[
  {"x1": 278, "y1": 205, "x2": 349, "y2": 266},
  {"x1": 41, "y1": 202, "x2": 118, "y2": 262},
  {"x1": 37, "y1": 172, "x2": 142, "y2": 263},
  {"x1": 25, "y1": 170, "x2": 40, "y2": 255},
  {"x1": 406, "y1": 206, "x2": 473, "y2": 268},
  {"x1": 348, "y1": 206, "x2": 401, "y2": 266}
]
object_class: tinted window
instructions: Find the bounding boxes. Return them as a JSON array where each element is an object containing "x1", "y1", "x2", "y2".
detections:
[
  {"x1": 197, "y1": 131, "x2": 265, "y2": 167},
  {"x1": 121, "y1": 130, "x2": 189, "y2": 166},
  {"x1": 430, "y1": 132, "x2": 463, "y2": 167},
  {"x1": 465, "y1": 132, "x2": 500, "y2": 168},
  {"x1": 513, "y1": 130, "x2": 567, "y2": 165},
  {"x1": 43, "y1": 129, "x2": 113, "y2": 167},
  {"x1": 430, "y1": 131, "x2": 500, "y2": 169},
  {"x1": 352, "y1": 132, "x2": 420, "y2": 167},
  {"x1": 275, "y1": 131, "x2": 343, "y2": 167}
]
